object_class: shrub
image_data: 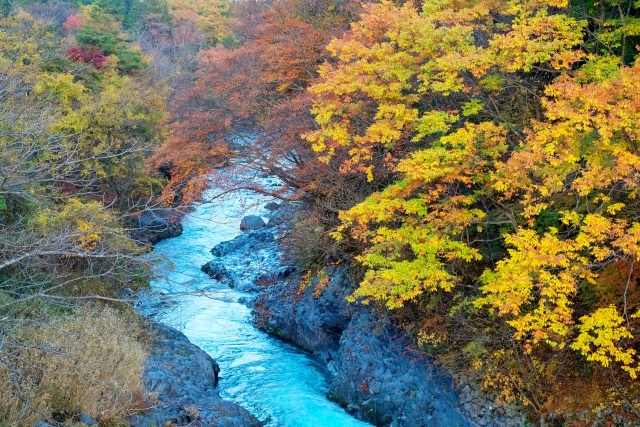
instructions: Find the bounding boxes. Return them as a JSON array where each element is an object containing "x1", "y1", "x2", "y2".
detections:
[
  {"x1": 65, "y1": 45, "x2": 106, "y2": 68},
  {"x1": 0, "y1": 307, "x2": 147, "y2": 426}
]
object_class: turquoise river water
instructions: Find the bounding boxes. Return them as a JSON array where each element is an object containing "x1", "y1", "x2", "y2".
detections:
[{"x1": 144, "y1": 187, "x2": 371, "y2": 427}]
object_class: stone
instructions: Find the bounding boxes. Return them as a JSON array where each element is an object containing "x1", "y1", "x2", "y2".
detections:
[
  {"x1": 264, "y1": 202, "x2": 280, "y2": 211},
  {"x1": 133, "y1": 322, "x2": 261, "y2": 427},
  {"x1": 78, "y1": 413, "x2": 98, "y2": 425},
  {"x1": 201, "y1": 260, "x2": 232, "y2": 284},
  {"x1": 240, "y1": 215, "x2": 265, "y2": 230},
  {"x1": 34, "y1": 421, "x2": 56, "y2": 427},
  {"x1": 132, "y1": 208, "x2": 184, "y2": 245}
]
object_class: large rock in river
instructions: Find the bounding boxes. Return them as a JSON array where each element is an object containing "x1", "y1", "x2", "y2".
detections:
[
  {"x1": 240, "y1": 215, "x2": 265, "y2": 230},
  {"x1": 201, "y1": 260, "x2": 234, "y2": 287},
  {"x1": 130, "y1": 208, "x2": 184, "y2": 245}
]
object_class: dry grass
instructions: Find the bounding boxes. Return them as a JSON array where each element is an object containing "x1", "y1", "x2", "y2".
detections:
[{"x1": 0, "y1": 307, "x2": 148, "y2": 426}]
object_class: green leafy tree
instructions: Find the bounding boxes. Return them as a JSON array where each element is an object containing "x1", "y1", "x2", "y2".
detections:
[{"x1": 74, "y1": 5, "x2": 146, "y2": 72}]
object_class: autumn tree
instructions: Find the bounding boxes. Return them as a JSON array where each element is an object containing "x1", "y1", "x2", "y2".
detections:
[
  {"x1": 166, "y1": 0, "x2": 233, "y2": 45},
  {"x1": 65, "y1": 5, "x2": 147, "y2": 72},
  {"x1": 306, "y1": 0, "x2": 640, "y2": 421},
  {"x1": 151, "y1": 0, "x2": 367, "y2": 214},
  {"x1": 0, "y1": 7, "x2": 174, "y2": 423},
  {"x1": 473, "y1": 46, "x2": 640, "y2": 415},
  {"x1": 308, "y1": 0, "x2": 583, "y2": 306},
  {"x1": 0, "y1": 5, "x2": 167, "y2": 302}
]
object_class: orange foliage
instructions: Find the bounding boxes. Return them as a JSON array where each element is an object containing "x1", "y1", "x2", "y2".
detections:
[{"x1": 151, "y1": 0, "x2": 363, "y2": 205}]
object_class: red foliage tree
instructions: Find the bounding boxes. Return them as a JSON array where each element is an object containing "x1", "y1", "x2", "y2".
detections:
[
  {"x1": 65, "y1": 46, "x2": 106, "y2": 68},
  {"x1": 62, "y1": 13, "x2": 86, "y2": 34}
]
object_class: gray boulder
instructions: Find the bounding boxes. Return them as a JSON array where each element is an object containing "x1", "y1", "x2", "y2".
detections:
[
  {"x1": 34, "y1": 421, "x2": 55, "y2": 427},
  {"x1": 79, "y1": 413, "x2": 98, "y2": 426},
  {"x1": 132, "y1": 322, "x2": 262, "y2": 427},
  {"x1": 264, "y1": 202, "x2": 280, "y2": 211},
  {"x1": 240, "y1": 215, "x2": 265, "y2": 230},
  {"x1": 210, "y1": 230, "x2": 274, "y2": 257},
  {"x1": 201, "y1": 260, "x2": 234, "y2": 286}
]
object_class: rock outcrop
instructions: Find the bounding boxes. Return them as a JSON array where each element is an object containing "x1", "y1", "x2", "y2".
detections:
[
  {"x1": 201, "y1": 260, "x2": 234, "y2": 286},
  {"x1": 200, "y1": 228, "x2": 280, "y2": 292},
  {"x1": 252, "y1": 266, "x2": 481, "y2": 427},
  {"x1": 255, "y1": 265, "x2": 355, "y2": 355},
  {"x1": 253, "y1": 264, "x2": 528, "y2": 427},
  {"x1": 130, "y1": 322, "x2": 262, "y2": 427},
  {"x1": 199, "y1": 206, "x2": 528, "y2": 427},
  {"x1": 328, "y1": 312, "x2": 468, "y2": 427},
  {"x1": 130, "y1": 208, "x2": 184, "y2": 245}
]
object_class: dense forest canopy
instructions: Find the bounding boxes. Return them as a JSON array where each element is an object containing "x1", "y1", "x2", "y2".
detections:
[
  {"x1": 0, "y1": 0, "x2": 190, "y2": 423},
  {"x1": 2, "y1": 0, "x2": 640, "y2": 424},
  {"x1": 158, "y1": 0, "x2": 640, "y2": 422}
]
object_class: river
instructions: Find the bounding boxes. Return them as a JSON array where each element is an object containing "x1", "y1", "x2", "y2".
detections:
[{"x1": 140, "y1": 182, "x2": 371, "y2": 427}]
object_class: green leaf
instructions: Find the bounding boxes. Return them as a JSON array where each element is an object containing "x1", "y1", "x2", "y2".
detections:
[{"x1": 462, "y1": 99, "x2": 483, "y2": 117}]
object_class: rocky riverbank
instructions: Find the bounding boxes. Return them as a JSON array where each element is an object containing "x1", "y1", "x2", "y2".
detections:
[
  {"x1": 130, "y1": 208, "x2": 184, "y2": 246},
  {"x1": 130, "y1": 322, "x2": 262, "y2": 427},
  {"x1": 33, "y1": 320, "x2": 261, "y2": 427},
  {"x1": 199, "y1": 203, "x2": 527, "y2": 427},
  {"x1": 253, "y1": 263, "x2": 527, "y2": 427}
]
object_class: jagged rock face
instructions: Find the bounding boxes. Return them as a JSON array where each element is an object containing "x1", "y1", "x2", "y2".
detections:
[
  {"x1": 210, "y1": 229, "x2": 274, "y2": 258},
  {"x1": 197, "y1": 206, "x2": 525, "y2": 427},
  {"x1": 255, "y1": 272, "x2": 470, "y2": 427},
  {"x1": 130, "y1": 322, "x2": 262, "y2": 427},
  {"x1": 254, "y1": 265, "x2": 356, "y2": 355},
  {"x1": 256, "y1": 269, "x2": 528, "y2": 427},
  {"x1": 328, "y1": 313, "x2": 468, "y2": 427}
]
